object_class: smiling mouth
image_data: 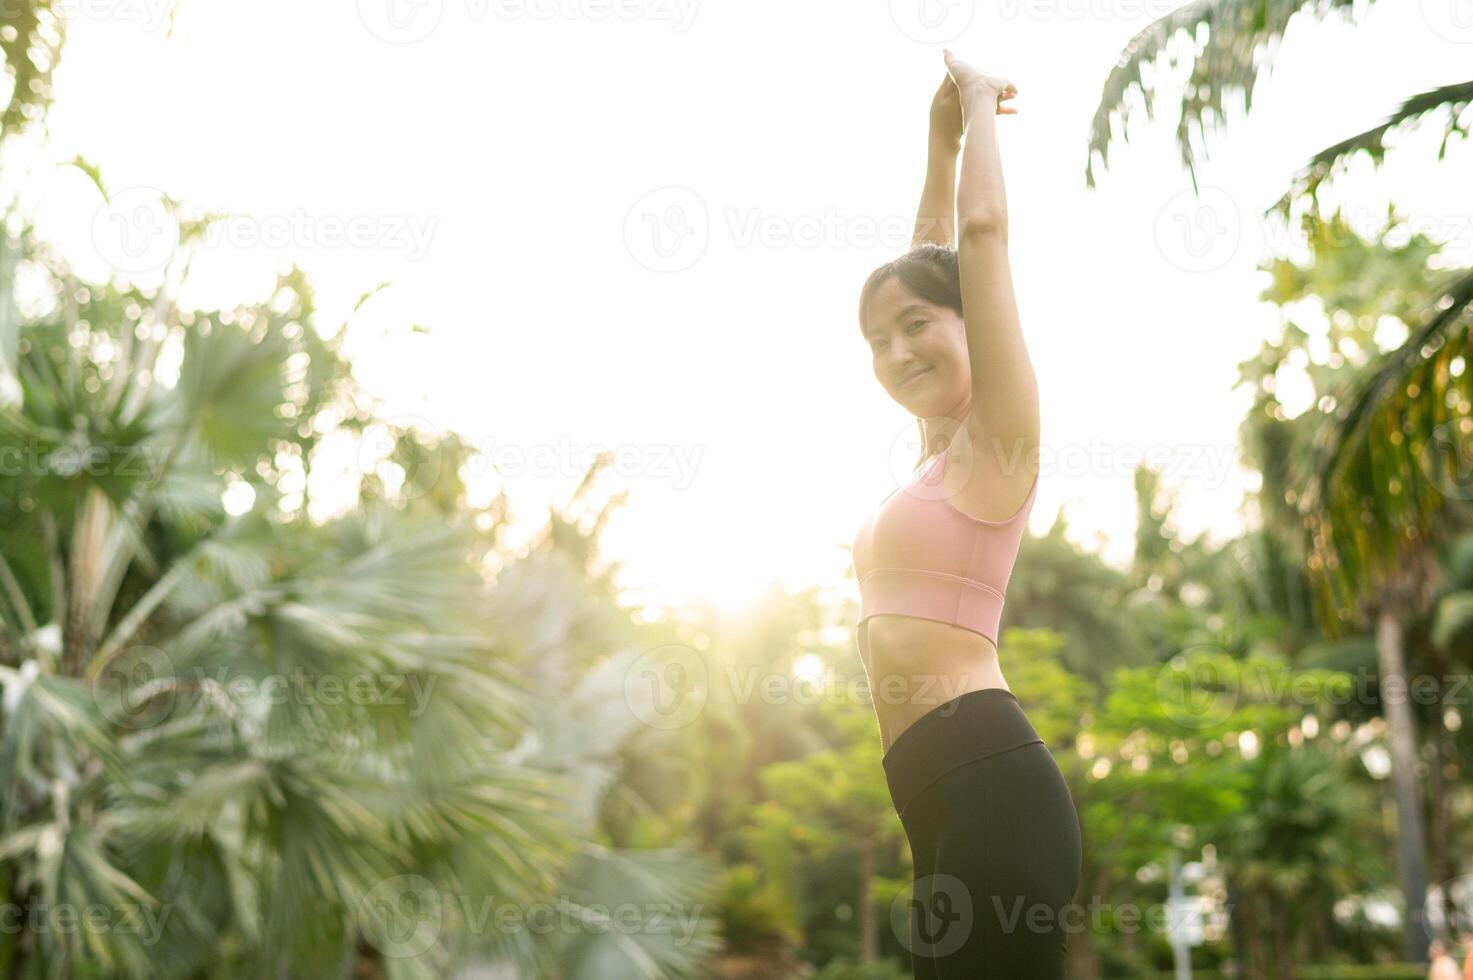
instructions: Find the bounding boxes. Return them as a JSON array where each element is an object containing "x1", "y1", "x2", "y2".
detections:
[{"x1": 898, "y1": 367, "x2": 932, "y2": 388}]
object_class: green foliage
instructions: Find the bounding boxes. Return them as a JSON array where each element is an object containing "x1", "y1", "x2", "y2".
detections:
[
  {"x1": 0, "y1": 1, "x2": 66, "y2": 138},
  {"x1": 810, "y1": 957, "x2": 911, "y2": 980},
  {"x1": 0, "y1": 160, "x2": 719, "y2": 977},
  {"x1": 714, "y1": 863, "x2": 800, "y2": 951}
]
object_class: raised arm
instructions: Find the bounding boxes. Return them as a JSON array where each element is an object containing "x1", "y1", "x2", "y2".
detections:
[
  {"x1": 943, "y1": 49, "x2": 1039, "y2": 490},
  {"x1": 911, "y1": 75, "x2": 964, "y2": 248}
]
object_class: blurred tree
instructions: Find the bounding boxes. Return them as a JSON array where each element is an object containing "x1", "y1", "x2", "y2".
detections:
[
  {"x1": 0, "y1": 158, "x2": 722, "y2": 978},
  {"x1": 0, "y1": 216, "x2": 571, "y2": 977},
  {"x1": 1084, "y1": 0, "x2": 1471, "y2": 205},
  {"x1": 1090, "y1": 14, "x2": 1473, "y2": 952},
  {"x1": 753, "y1": 693, "x2": 902, "y2": 966}
]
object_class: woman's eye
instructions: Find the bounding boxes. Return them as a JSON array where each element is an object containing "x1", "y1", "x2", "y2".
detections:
[{"x1": 907, "y1": 320, "x2": 927, "y2": 332}]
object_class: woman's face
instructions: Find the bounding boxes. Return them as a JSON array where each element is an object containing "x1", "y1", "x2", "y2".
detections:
[{"x1": 863, "y1": 276, "x2": 969, "y2": 415}]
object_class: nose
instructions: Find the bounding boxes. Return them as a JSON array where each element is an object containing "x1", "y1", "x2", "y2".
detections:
[
  {"x1": 886, "y1": 344, "x2": 919, "y2": 377},
  {"x1": 883, "y1": 334, "x2": 915, "y2": 363}
]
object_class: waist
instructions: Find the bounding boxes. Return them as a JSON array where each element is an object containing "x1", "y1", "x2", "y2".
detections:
[
  {"x1": 860, "y1": 615, "x2": 1002, "y2": 672},
  {"x1": 881, "y1": 688, "x2": 1044, "y2": 817}
]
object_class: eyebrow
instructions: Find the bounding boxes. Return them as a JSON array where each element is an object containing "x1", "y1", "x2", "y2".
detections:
[{"x1": 863, "y1": 303, "x2": 932, "y2": 340}]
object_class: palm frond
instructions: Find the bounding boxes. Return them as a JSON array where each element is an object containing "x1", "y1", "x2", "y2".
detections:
[
  {"x1": 1269, "y1": 79, "x2": 1473, "y2": 219},
  {"x1": 1086, "y1": 0, "x2": 1374, "y2": 189},
  {"x1": 1300, "y1": 266, "x2": 1473, "y2": 634}
]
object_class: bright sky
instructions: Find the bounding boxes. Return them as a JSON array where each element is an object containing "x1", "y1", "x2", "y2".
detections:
[{"x1": 20, "y1": 0, "x2": 1473, "y2": 614}]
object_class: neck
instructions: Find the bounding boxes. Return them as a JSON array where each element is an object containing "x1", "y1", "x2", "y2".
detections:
[{"x1": 921, "y1": 392, "x2": 972, "y2": 456}]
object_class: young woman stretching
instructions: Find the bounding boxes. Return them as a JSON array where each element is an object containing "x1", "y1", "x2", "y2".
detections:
[{"x1": 851, "y1": 50, "x2": 1082, "y2": 977}]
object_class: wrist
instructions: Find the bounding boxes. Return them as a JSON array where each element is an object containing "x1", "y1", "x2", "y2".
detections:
[
  {"x1": 927, "y1": 129, "x2": 961, "y2": 156},
  {"x1": 958, "y1": 82, "x2": 1004, "y2": 114}
]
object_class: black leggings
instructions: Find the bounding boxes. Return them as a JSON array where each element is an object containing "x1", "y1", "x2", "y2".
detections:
[{"x1": 883, "y1": 688, "x2": 1082, "y2": 978}]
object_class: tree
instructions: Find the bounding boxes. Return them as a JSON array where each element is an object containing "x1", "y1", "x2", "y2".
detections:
[
  {"x1": 1087, "y1": 5, "x2": 1473, "y2": 959},
  {"x1": 752, "y1": 691, "x2": 903, "y2": 967}
]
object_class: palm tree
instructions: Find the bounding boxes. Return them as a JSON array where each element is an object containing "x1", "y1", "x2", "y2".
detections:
[
  {"x1": 0, "y1": 0, "x2": 66, "y2": 139},
  {"x1": 0, "y1": 190, "x2": 578, "y2": 977},
  {"x1": 1087, "y1": 3, "x2": 1473, "y2": 961},
  {"x1": 476, "y1": 471, "x2": 724, "y2": 979}
]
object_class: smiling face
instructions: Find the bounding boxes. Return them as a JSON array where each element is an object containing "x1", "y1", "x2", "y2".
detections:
[{"x1": 862, "y1": 275, "x2": 970, "y2": 416}]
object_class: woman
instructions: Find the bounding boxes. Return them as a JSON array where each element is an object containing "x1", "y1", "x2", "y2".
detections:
[{"x1": 850, "y1": 50, "x2": 1081, "y2": 977}]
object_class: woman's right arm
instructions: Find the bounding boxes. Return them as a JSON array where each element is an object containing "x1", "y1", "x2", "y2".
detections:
[{"x1": 911, "y1": 75, "x2": 964, "y2": 249}]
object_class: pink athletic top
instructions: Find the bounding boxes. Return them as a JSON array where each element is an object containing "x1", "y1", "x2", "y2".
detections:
[{"x1": 852, "y1": 402, "x2": 1036, "y2": 647}]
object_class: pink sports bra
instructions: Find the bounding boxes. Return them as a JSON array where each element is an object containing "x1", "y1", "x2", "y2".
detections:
[{"x1": 852, "y1": 422, "x2": 1037, "y2": 648}]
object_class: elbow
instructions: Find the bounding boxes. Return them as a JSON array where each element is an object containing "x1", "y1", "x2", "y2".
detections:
[{"x1": 958, "y1": 214, "x2": 1007, "y2": 243}]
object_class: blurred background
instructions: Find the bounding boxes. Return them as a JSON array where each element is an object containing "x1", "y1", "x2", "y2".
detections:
[{"x1": 0, "y1": 0, "x2": 1470, "y2": 976}]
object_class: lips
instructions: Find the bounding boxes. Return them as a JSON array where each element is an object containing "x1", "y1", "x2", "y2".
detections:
[{"x1": 897, "y1": 367, "x2": 932, "y2": 388}]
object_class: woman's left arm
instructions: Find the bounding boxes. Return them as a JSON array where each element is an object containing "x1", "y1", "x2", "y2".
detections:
[{"x1": 944, "y1": 50, "x2": 1039, "y2": 485}]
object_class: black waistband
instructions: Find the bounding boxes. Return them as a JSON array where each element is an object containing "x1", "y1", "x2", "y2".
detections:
[{"x1": 882, "y1": 688, "x2": 1044, "y2": 818}]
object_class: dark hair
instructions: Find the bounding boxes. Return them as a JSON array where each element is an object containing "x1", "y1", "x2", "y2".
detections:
[
  {"x1": 857, "y1": 242, "x2": 962, "y2": 338},
  {"x1": 857, "y1": 243, "x2": 964, "y2": 469}
]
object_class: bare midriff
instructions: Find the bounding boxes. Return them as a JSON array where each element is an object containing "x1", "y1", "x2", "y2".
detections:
[{"x1": 858, "y1": 613, "x2": 1010, "y2": 751}]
